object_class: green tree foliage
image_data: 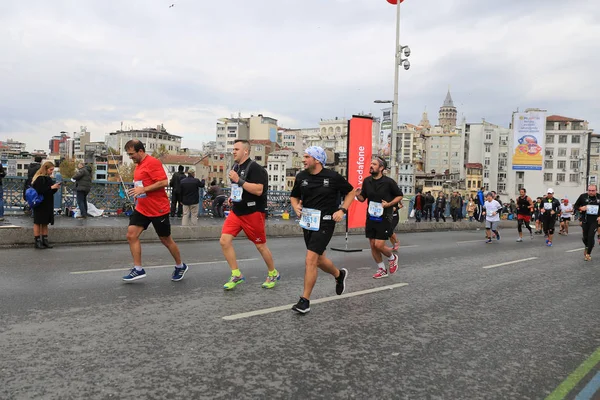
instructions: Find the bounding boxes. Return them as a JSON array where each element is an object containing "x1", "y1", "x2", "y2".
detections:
[
  {"x1": 151, "y1": 144, "x2": 168, "y2": 158},
  {"x1": 118, "y1": 163, "x2": 135, "y2": 183},
  {"x1": 58, "y1": 158, "x2": 77, "y2": 179}
]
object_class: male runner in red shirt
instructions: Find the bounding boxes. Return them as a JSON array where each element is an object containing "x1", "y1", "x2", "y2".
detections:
[{"x1": 122, "y1": 139, "x2": 188, "y2": 282}]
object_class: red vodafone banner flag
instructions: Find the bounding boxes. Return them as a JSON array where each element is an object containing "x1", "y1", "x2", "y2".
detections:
[
  {"x1": 347, "y1": 116, "x2": 373, "y2": 229},
  {"x1": 386, "y1": 0, "x2": 405, "y2": 4}
]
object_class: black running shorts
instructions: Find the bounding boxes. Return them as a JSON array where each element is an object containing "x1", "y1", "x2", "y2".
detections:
[
  {"x1": 365, "y1": 218, "x2": 393, "y2": 240},
  {"x1": 303, "y1": 223, "x2": 335, "y2": 255},
  {"x1": 129, "y1": 210, "x2": 172, "y2": 237}
]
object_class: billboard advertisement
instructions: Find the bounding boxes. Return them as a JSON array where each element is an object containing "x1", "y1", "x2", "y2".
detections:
[
  {"x1": 512, "y1": 112, "x2": 546, "y2": 170},
  {"x1": 378, "y1": 107, "x2": 392, "y2": 166},
  {"x1": 347, "y1": 116, "x2": 373, "y2": 229}
]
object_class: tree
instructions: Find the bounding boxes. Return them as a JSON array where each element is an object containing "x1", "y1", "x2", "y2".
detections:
[
  {"x1": 107, "y1": 147, "x2": 120, "y2": 156},
  {"x1": 118, "y1": 163, "x2": 135, "y2": 183},
  {"x1": 58, "y1": 158, "x2": 77, "y2": 179},
  {"x1": 151, "y1": 144, "x2": 168, "y2": 158}
]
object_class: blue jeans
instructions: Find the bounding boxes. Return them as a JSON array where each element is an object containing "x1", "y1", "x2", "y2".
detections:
[{"x1": 0, "y1": 186, "x2": 4, "y2": 217}]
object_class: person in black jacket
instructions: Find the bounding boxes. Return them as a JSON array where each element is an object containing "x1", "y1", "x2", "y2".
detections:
[
  {"x1": 424, "y1": 191, "x2": 434, "y2": 221},
  {"x1": 540, "y1": 188, "x2": 561, "y2": 247},
  {"x1": 23, "y1": 156, "x2": 43, "y2": 203},
  {"x1": 31, "y1": 161, "x2": 61, "y2": 249},
  {"x1": 72, "y1": 162, "x2": 92, "y2": 218},
  {"x1": 169, "y1": 165, "x2": 185, "y2": 217},
  {"x1": 434, "y1": 192, "x2": 446, "y2": 222},
  {"x1": 180, "y1": 169, "x2": 202, "y2": 226},
  {"x1": 573, "y1": 184, "x2": 600, "y2": 261}
]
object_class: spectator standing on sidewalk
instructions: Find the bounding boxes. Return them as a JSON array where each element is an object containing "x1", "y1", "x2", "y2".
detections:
[
  {"x1": 466, "y1": 197, "x2": 476, "y2": 222},
  {"x1": 413, "y1": 190, "x2": 424, "y2": 222},
  {"x1": 180, "y1": 169, "x2": 202, "y2": 226},
  {"x1": 476, "y1": 187, "x2": 485, "y2": 222},
  {"x1": 209, "y1": 180, "x2": 226, "y2": 218},
  {"x1": 31, "y1": 161, "x2": 61, "y2": 249},
  {"x1": 169, "y1": 165, "x2": 185, "y2": 218},
  {"x1": 450, "y1": 191, "x2": 461, "y2": 222},
  {"x1": 72, "y1": 162, "x2": 92, "y2": 219},
  {"x1": 434, "y1": 192, "x2": 447, "y2": 222},
  {"x1": 424, "y1": 191, "x2": 434, "y2": 221}
]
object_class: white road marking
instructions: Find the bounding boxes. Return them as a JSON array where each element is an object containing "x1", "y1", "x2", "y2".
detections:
[
  {"x1": 357, "y1": 267, "x2": 372, "y2": 270},
  {"x1": 457, "y1": 239, "x2": 487, "y2": 244},
  {"x1": 482, "y1": 257, "x2": 538, "y2": 269},
  {"x1": 222, "y1": 283, "x2": 409, "y2": 320},
  {"x1": 70, "y1": 258, "x2": 260, "y2": 275},
  {"x1": 566, "y1": 248, "x2": 586, "y2": 253},
  {"x1": 0, "y1": 225, "x2": 20, "y2": 228},
  {"x1": 360, "y1": 245, "x2": 418, "y2": 250}
]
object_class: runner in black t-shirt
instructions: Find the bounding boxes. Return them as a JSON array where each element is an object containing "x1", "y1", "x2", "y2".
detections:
[
  {"x1": 289, "y1": 146, "x2": 354, "y2": 314},
  {"x1": 356, "y1": 157, "x2": 403, "y2": 279},
  {"x1": 515, "y1": 188, "x2": 534, "y2": 242},
  {"x1": 220, "y1": 139, "x2": 279, "y2": 290},
  {"x1": 573, "y1": 184, "x2": 600, "y2": 261}
]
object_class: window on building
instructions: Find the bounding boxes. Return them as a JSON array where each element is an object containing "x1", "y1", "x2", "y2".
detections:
[
  {"x1": 558, "y1": 135, "x2": 568, "y2": 143},
  {"x1": 485, "y1": 145, "x2": 491, "y2": 153},
  {"x1": 557, "y1": 160, "x2": 566, "y2": 169},
  {"x1": 545, "y1": 148, "x2": 554, "y2": 156},
  {"x1": 255, "y1": 156, "x2": 262, "y2": 161},
  {"x1": 544, "y1": 173, "x2": 552, "y2": 181},
  {"x1": 570, "y1": 160, "x2": 579, "y2": 169},
  {"x1": 498, "y1": 183, "x2": 506, "y2": 192},
  {"x1": 546, "y1": 135, "x2": 554, "y2": 144},
  {"x1": 485, "y1": 133, "x2": 492, "y2": 140},
  {"x1": 570, "y1": 173, "x2": 579, "y2": 182},
  {"x1": 571, "y1": 148, "x2": 580, "y2": 157},
  {"x1": 572, "y1": 135, "x2": 581, "y2": 144},
  {"x1": 556, "y1": 173, "x2": 565, "y2": 182},
  {"x1": 517, "y1": 172, "x2": 524, "y2": 179},
  {"x1": 544, "y1": 160, "x2": 553, "y2": 169},
  {"x1": 558, "y1": 148, "x2": 567, "y2": 157},
  {"x1": 484, "y1": 171, "x2": 489, "y2": 178},
  {"x1": 273, "y1": 164, "x2": 279, "y2": 170},
  {"x1": 273, "y1": 175, "x2": 278, "y2": 181},
  {"x1": 484, "y1": 157, "x2": 490, "y2": 166}
]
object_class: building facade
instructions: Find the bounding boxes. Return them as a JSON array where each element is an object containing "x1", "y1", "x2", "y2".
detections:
[{"x1": 105, "y1": 125, "x2": 182, "y2": 156}]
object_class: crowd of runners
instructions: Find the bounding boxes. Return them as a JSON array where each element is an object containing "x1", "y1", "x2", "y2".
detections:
[{"x1": 118, "y1": 138, "x2": 598, "y2": 314}]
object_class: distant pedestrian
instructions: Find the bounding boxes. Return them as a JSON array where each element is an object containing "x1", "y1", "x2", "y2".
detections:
[
  {"x1": 413, "y1": 190, "x2": 424, "y2": 222},
  {"x1": 466, "y1": 197, "x2": 475, "y2": 222},
  {"x1": 434, "y1": 192, "x2": 446, "y2": 222},
  {"x1": 31, "y1": 161, "x2": 61, "y2": 249},
  {"x1": 23, "y1": 156, "x2": 43, "y2": 204},
  {"x1": 197, "y1": 178, "x2": 206, "y2": 217},
  {"x1": 122, "y1": 140, "x2": 188, "y2": 282},
  {"x1": 424, "y1": 191, "x2": 434, "y2": 221},
  {"x1": 169, "y1": 165, "x2": 185, "y2": 218},
  {"x1": 180, "y1": 169, "x2": 202, "y2": 226},
  {"x1": 72, "y1": 162, "x2": 92, "y2": 218},
  {"x1": 209, "y1": 180, "x2": 226, "y2": 218},
  {"x1": 482, "y1": 192, "x2": 502, "y2": 244},
  {"x1": 450, "y1": 191, "x2": 460, "y2": 222}
]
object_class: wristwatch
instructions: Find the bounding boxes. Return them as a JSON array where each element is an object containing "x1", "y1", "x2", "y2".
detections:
[{"x1": 338, "y1": 207, "x2": 348, "y2": 214}]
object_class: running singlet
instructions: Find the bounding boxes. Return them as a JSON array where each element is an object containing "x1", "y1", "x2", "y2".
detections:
[
  {"x1": 516, "y1": 196, "x2": 532, "y2": 215},
  {"x1": 359, "y1": 175, "x2": 403, "y2": 223}
]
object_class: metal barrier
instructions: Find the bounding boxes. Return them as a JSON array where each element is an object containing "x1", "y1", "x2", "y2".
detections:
[{"x1": 1, "y1": 177, "x2": 293, "y2": 216}]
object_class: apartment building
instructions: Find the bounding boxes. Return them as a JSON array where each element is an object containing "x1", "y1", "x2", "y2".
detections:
[{"x1": 105, "y1": 125, "x2": 181, "y2": 155}]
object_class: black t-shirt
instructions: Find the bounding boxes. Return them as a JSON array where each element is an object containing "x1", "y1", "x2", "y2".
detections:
[
  {"x1": 573, "y1": 193, "x2": 600, "y2": 223},
  {"x1": 540, "y1": 197, "x2": 561, "y2": 220},
  {"x1": 359, "y1": 175, "x2": 403, "y2": 219},
  {"x1": 290, "y1": 168, "x2": 353, "y2": 224},
  {"x1": 231, "y1": 159, "x2": 268, "y2": 216}
]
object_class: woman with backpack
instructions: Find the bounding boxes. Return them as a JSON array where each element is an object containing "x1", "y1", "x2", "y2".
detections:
[{"x1": 31, "y1": 161, "x2": 61, "y2": 249}]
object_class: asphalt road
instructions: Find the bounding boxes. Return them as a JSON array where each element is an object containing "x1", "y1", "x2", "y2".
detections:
[{"x1": 0, "y1": 228, "x2": 598, "y2": 399}]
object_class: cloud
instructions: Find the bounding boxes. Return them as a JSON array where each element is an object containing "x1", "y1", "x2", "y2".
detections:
[{"x1": 0, "y1": 0, "x2": 598, "y2": 153}]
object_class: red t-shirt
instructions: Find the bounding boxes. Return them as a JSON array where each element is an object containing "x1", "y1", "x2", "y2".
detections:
[{"x1": 133, "y1": 155, "x2": 170, "y2": 217}]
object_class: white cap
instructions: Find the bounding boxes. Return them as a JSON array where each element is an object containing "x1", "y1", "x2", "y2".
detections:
[{"x1": 547, "y1": 188, "x2": 554, "y2": 194}]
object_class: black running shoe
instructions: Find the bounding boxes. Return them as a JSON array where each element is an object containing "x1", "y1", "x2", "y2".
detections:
[
  {"x1": 335, "y1": 268, "x2": 348, "y2": 295},
  {"x1": 291, "y1": 297, "x2": 310, "y2": 314}
]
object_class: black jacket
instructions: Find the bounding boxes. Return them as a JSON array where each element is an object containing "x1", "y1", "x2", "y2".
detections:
[
  {"x1": 73, "y1": 166, "x2": 93, "y2": 193},
  {"x1": 180, "y1": 176, "x2": 202, "y2": 205},
  {"x1": 0, "y1": 163, "x2": 5, "y2": 185},
  {"x1": 23, "y1": 162, "x2": 42, "y2": 199},
  {"x1": 169, "y1": 171, "x2": 185, "y2": 194}
]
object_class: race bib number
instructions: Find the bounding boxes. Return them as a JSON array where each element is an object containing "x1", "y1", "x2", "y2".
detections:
[
  {"x1": 543, "y1": 202, "x2": 553, "y2": 210},
  {"x1": 231, "y1": 184, "x2": 243, "y2": 202},
  {"x1": 134, "y1": 180, "x2": 146, "y2": 198},
  {"x1": 299, "y1": 208, "x2": 321, "y2": 231},
  {"x1": 368, "y1": 201, "x2": 384, "y2": 221},
  {"x1": 587, "y1": 205, "x2": 599, "y2": 215}
]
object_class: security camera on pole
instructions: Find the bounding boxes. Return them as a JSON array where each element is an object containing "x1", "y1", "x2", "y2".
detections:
[{"x1": 385, "y1": 0, "x2": 411, "y2": 181}]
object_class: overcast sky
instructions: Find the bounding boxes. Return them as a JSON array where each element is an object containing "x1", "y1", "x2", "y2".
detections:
[{"x1": 1, "y1": 0, "x2": 598, "y2": 152}]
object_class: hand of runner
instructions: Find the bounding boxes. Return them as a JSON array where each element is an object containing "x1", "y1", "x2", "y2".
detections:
[
  {"x1": 332, "y1": 209, "x2": 344, "y2": 222},
  {"x1": 128, "y1": 186, "x2": 145, "y2": 197},
  {"x1": 228, "y1": 170, "x2": 240, "y2": 183},
  {"x1": 293, "y1": 204, "x2": 303, "y2": 218},
  {"x1": 381, "y1": 200, "x2": 390, "y2": 208}
]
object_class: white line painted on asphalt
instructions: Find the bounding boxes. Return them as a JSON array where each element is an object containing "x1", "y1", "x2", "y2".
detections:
[
  {"x1": 222, "y1": 283, "x2": 409, "y2": 320},
  {"x1": 360, "y1": 245, "x2": 418, "y2": 250},
  {"x1": 482, "y1": 257, "x2": 538, "y2": 269},
  {"x1": 0, "y1": 225, "x2": 20, "y2": 229},
  {"x1": 457, "y1": 239, "x2": 486, "y2": 244},
  {"x1": 566, "y1": 248, "x2": 585, "y2": 253},
  {"x1": 357, "y1": 267, "x2": 371, "y2": 270},
  {"x1": 70, "y1": 258, "x2": 260, "y2": 275}
]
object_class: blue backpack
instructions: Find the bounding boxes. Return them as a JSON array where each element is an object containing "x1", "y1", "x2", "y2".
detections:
[{"x1": 25, "y1": 187, "x2": 44, "y2": 208}]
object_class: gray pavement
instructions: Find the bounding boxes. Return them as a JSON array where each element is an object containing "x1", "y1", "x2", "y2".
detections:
[{"x1": 0, "y1": 229, "x2": 598, "y2": 399}]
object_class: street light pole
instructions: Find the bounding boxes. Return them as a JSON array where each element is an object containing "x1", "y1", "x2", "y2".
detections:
[{"x1": 391, "y1": 0, "x2": 401, "y2": 181}]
